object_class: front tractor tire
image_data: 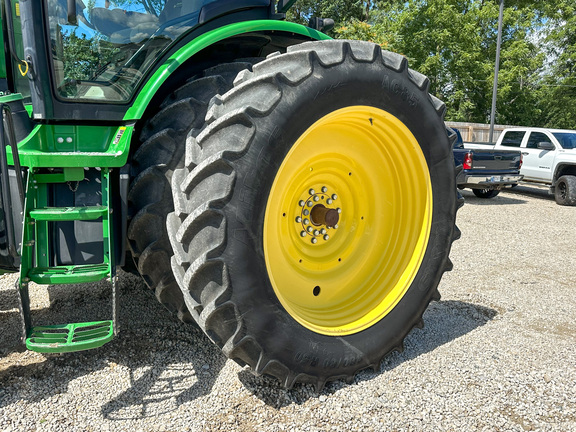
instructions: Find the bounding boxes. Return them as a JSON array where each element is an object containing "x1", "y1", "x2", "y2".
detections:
[{"x1": 168, "y1": 40, "x2": 461, "y2": 389}]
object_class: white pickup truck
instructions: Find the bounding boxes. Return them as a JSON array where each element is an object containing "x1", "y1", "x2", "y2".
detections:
[{"x1": 466, "y1": 127, "x2": 576, "y2": 205}]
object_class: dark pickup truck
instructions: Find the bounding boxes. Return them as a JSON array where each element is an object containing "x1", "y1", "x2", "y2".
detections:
[{"x1": 450, "y1": 128, "x2": 523, "y2": 198}]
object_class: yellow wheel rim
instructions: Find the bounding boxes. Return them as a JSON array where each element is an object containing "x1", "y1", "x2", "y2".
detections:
[{"x1": 264, "y1": 106, "x2": 432, "y2": 335}]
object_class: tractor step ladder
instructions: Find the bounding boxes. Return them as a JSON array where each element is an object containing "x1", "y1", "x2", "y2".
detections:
[{"x1": 17, "y1": 167, "x2": 119, "y2": 353}]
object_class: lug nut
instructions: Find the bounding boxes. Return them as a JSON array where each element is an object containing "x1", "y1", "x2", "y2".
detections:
[
  {"x1": 309, "y1": 188, "x2": 315, "y2": 195},
  {"x1": 334, "y1": 224, "x2": 339, "y2": 229},
  {"x1": 323, "y1": 234, "x2": 330, "y2": 241},
  {"x1": 300, "y1": 231, "x2": 307, "y2": 237},
  {"x1": 307, "y1": 226, "x2": 313, "y2": 232},
  {"x1": 307, "y1": 201, "x2": 313, "y2": 207},
  {"x1": 296, "y1": 216, "x2": 302, "y2": 223},
  {"x1": 337, "y1": 208, "x2": 342, "y2": 213},
  {"x1": 321, "y1": 186, "x2": 328, "y2": 193},
  {"x1": 311, "y1": 238, "x2": 318, "y2": 244},
  {"x1": 313, "y1": 230, "x2": 320, "y2": 236},
  {"x1": 327, "y1": 199, "x2": 333, "y2": 205},
  {"x1": 313, "y1": 195, "x2": 320, "y2": 202},
  {"x1": 303, "y1": 209, "x2": 310, "y2": 216},
  {"x1": 303, "y1": 218, "x2": 310, "y2": 225},
  {"x1": 321, "y1": 228, "x2": 327, "y2": 235},
  {"x1": 332, "y1": 194, "x2": 338, "y2": 200},
  {"x1": 299, "y1": 200, "x2": 305, "y2": 207}
]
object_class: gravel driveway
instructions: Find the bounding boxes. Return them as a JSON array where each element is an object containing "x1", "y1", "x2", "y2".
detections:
[{"x1": 1, "y1": 184, "x2": 575, "y2": 431}]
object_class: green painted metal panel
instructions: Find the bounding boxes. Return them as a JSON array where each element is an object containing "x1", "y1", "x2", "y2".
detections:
[
  {"x1": 8, "y1": 124, "x2": 133, "y2": 168},
  {"x1": 30, "y1": 206, "x2": 108, "y2": 222},
  {"x1": 33, "y1": 168, "x2": 85, "y2": 183},
  {"x1": 124, "y1": 20, "x2": 330, "y2": 121},
  {"x1": 28, "y1": 263, "x2": 110, "y2": 284}
]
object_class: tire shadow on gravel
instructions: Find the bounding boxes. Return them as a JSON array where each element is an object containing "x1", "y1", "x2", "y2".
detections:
[
  {"x1": 237, "y1": 300, "x2": 497, "y2": 408},
  {"x1": 0, "y1": 271, "x2": 227, "y2": 417},
  {"x1": 501, "y1": 185, "x2": 555, "y2": 202},
  {"x1": 0, "y1": 286, "x2": 20, "y2": 312},
  {"x1": 459, "y1": 190, "x2": 528, "y2": 206},
  {"x1": 0, "y1": 275, "x2": 25, "y2": 356}
]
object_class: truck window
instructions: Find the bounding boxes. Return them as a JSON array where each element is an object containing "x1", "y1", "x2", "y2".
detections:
[
  {"x1": 500, "y1": 131, "x2": 525, "y2": 147},
  {"x1": 552, "y1": 132, "x2": 576, "y2": 149},
  {"x1": 526, "y1": 132, "x2": 550, "y2": 149}
]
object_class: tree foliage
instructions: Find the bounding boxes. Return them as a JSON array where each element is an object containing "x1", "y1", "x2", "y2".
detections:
[
  {"x1": 61, "y1": 32, "x2": 118, "y2": 81},
  {"x1": 538, "y1": 1, "x2": 576, "y2": 128},
  {"x1": 285, "y1": 0, "x2": 576, "y2": 128}
]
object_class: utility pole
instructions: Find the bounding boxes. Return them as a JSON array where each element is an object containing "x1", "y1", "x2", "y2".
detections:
[{"x1": 489, "y1": 0, "x2": 504, "y2": 144}]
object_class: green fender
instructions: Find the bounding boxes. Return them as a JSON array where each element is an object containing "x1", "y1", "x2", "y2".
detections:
[{"x1": 123, "y1": 20, "x2": 331, "y2": 121}]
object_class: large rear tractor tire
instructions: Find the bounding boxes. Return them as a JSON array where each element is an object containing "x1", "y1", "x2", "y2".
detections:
[
  {"x1": 127, "y1": 62, "x2": 258, "y2": 322},
  {"x1": 554, "y1": 175, "x2": 576, "y2": 206},
  {"x1": 168, "y1": 40, "x2": 462, "y2": 389}
]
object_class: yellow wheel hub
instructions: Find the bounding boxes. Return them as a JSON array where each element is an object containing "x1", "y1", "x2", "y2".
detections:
[{"x1": 264, "y1": 106, "x2": 432, "y2": 336}]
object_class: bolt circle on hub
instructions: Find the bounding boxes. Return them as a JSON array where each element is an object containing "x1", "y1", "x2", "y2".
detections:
[{"x1": 292, "y1": 185, "x2": 340, "y2": 244}]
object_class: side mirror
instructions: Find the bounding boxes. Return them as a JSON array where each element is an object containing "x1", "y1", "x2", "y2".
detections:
[
  {"x1": 67, "y1": 0, "x2": 77, "y2": 25},
  {"x1": 537, "y1": 141, "x2": 555, "y2": 151},
  {"x1": 309, "y1": 17, "x2": 335, "y2": 32}
]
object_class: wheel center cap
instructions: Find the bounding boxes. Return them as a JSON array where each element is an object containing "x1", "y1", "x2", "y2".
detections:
[{"x1": 310, "y1": 204, "x2": 339, "y2": 228}]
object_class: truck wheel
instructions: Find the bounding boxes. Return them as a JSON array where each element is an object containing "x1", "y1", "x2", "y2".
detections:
[
  {"x1": 168, "y1": 40, "x2": 461, "y2": 389},
  {"x1": 472, "y1": 188, "x2": 500, "y2": 199},
  {"x1": 127, "y1": 62, "x2": 258, "y2": 322},
  {"x1": 555, "y1": 175, "x2": 576, "y2": 206}
]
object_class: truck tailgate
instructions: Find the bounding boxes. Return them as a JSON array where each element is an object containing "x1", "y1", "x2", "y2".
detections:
[{"x1": 468, "y1": 150, "x2": 521, "y2": 171}]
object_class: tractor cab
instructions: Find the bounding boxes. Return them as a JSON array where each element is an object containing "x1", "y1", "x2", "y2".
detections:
[{"x1": 7, "y1": 0, "x2": 279, "y2": 121}]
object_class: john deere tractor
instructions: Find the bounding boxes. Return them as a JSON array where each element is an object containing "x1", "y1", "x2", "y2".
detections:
[{"x1": 0, "y1": 0, "x2": 461, "y2": 389}]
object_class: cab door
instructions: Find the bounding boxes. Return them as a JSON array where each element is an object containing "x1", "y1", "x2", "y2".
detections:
[{"x1": 520, "y1": 131, "x2": 557, "y2": 182}]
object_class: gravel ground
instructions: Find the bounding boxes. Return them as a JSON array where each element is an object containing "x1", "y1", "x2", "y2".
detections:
[{"x1": 1, "y1": 184, "x2": 575, "y2": 431}]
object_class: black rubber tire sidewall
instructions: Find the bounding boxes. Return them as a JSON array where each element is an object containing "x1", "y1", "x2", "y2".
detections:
[
  {"x1": 472, "y1": 188, "x2": 500, "y2": 198},
  {"x1": 127, "y1": 61, "x2": 260, "y2": 321},
  {"x1": 555, "y1": 175, "x2": 576, "y2": 206},
  {"x1": 220, "y1": 57, "x2": 456, "y2": 377}
]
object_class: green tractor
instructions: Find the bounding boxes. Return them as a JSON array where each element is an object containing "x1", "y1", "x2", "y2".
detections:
[{"x1": 0, "y1": 0, "x2": 461, "y2": 389}]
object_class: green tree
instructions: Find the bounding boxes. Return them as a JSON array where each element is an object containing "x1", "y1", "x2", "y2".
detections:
[
  {"x1": 285, "y1": 0, "x2": 576, "y2": 128},
  {"x1": 335, "y1": 19, "x2": 388, "y2": 45},
  {"x1": 61, "y1": 32, "x2": 118, "y2": 82},
  {"x1": 539, "y1": 1, "x2": 576, "y2": 128},
  {"x1": 370, "y1": 0, "x2": 545, "y2": 124}
]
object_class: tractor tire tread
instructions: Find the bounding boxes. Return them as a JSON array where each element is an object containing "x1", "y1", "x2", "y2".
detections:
[
  {"x1": 168, "y1": 40, "x2": 461, "y2": 389},
  {"x1": 128, "y1": 62, "x2": 258, "y2": 323}
]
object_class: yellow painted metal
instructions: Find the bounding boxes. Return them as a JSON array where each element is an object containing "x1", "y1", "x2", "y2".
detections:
[{"x1": 264, "y1": 106, "x2": 432, "y2": 335}]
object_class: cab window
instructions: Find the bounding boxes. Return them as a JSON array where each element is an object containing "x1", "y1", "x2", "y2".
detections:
[
  {"x1": 46, "y1": 0, "x2": 217, "y2": 102},
  {"x1": 500, "y1": 131, "x2": 525, "y2": 147},
  {"x1": 526, "y1": 132, "x2": 551, "y2": 149}
]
